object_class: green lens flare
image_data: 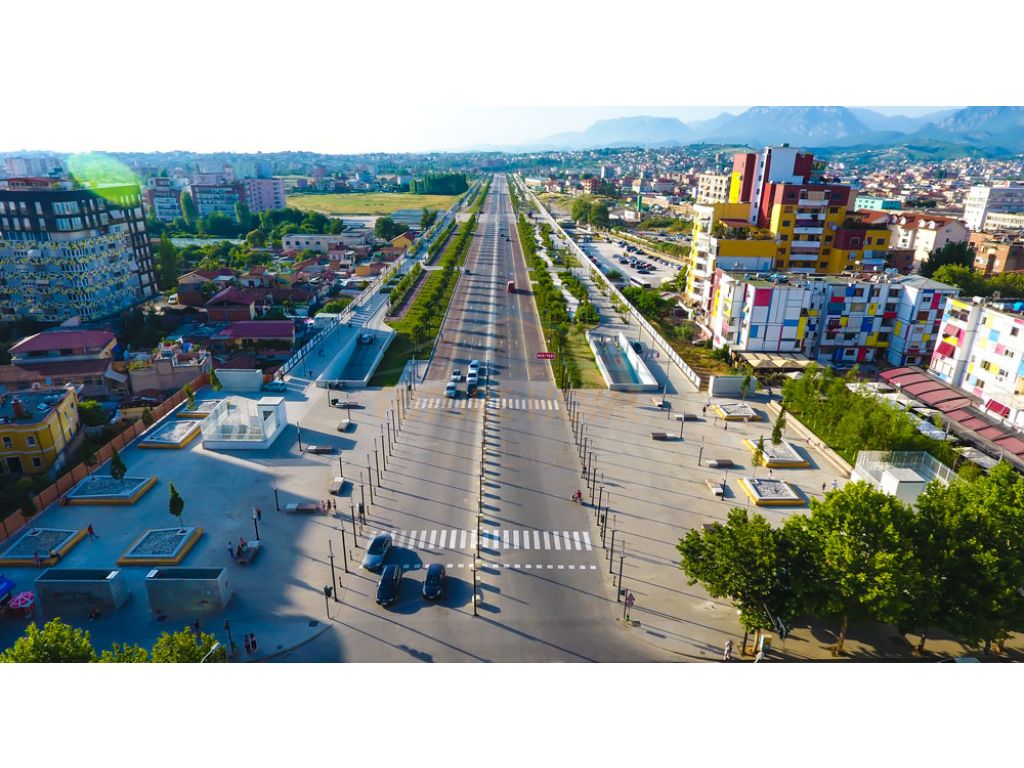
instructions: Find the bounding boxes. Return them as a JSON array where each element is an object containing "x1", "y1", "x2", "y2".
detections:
[{"x1": 65, "y1": 152, "x2": 139, "y2": 201}]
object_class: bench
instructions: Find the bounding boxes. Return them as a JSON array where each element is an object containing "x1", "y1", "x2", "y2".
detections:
[
  {"x1": 236, "y1": 541, "x2": 261, "y2": 565},
  {"x1": 285, "y1": 502, "x2": 324, "y2": 515},
  {"x1": 329, "y1": 477, "x2": 348, "y2": 495},
  {"x1": 337, "y1": 420, "x2": 353, "y2": 433},
  {"x1": 305, "y1": 445, "x2": 334, "y2": 454},
  {"x1": 706, "y1": 478, "x2": 725, "y2": 497},
  {"x1": 673, "y1": 413, "x2": 699, "y2": 422},
  {"x1": 706, "y1": 458, "x2": 735, "y2": 469},
  {"x1": 651, "y1": 397, "x2": 668, "y2": 409},
  {"x1": 650, "y1": 432, "x2": 671, "y2": 441}
]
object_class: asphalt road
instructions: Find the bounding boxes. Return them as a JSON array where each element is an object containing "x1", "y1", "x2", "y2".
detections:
[{"x1": 320, "y1": 176, "x2": 671, "y2": 661}]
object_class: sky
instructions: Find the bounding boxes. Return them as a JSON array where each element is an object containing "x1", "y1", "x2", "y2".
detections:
[{"x1": 0, "y1": 105, "x2": 958, "y2": 156}]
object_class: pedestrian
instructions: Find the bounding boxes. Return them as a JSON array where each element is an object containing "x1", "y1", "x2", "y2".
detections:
[
  {"x1": 832, "y1": 479, "x2": 839, "y2": 490},
  {"x1": 723, "y1": 422, "x2": 728, "y2": 432},
  {"x1": 87, "y1": 523, "x2": 97, "y2": 540},
  {"x1": 255, "y1": 506, "x2": 262, "y2": 522},
  {"x1": 821, "y1": 482, "x2": 827, "y2": 494},
  {"x1": 702, "y1": 405, "x2": 707, "y2": 417},
  {"x1": 228, "y1": 541, "x2": 237, "y2": 561},
  {"x1": 723, "y1": 640, "x2": 733, "y2": 662},
  {"x1": 768, "y1": 468, "x2": 773, "y2": 479},
  {"x1": 250, "y1": 632, "x2": 258, "y2": 654},
  {"x1": 244, "y1": 633, "x2": 253, "y2": 656},
  {"x1": 33, "y1": 549, "x2": 42, "y2": 568}
]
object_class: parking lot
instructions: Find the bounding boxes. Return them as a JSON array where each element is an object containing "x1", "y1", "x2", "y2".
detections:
[{"x1": 575, "y1": 236, "x2": 680, "y2": 289}]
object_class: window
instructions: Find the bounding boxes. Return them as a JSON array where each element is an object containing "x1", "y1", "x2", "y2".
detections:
[
  {"x1": 829, "y1": 207, "x2": 839, "y2": 214},
  {"x1": 782, "y1": 220, "x2": 792, "y2": 227},
  {"x1": 819, "y1": 262, "x2": 828, "y2": 269},
  {"x1": 32, "y1": 457, "x2": 42, "y2": 469},
  {"x1": 1011, "y1": 327, "x2": 1020, "y2": 337},
  {"x1": 2, "y1": 437, "x2": 11, "y2": 449},
  {"x1": 851, "y1": 303, "x2": 866, "y2": 312},
  {"x1": 26, "y1": 435, "x2": 37, "y2": 447}
]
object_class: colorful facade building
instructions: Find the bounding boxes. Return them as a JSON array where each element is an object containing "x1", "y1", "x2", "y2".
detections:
[
  {"x1": 928, "y1": 296, "x2": 1024, "y2": 430},
  {"x1": 0, "y1": 181, "x2": 157, "y2": 321},
  {"x1": 0, "y1": 386, "x2": 80, "y2": 476},
  {"x1": 686, "y1": 146, "x2": 891, "y2": 314},
  {"x1": 708, "y1": 271, "x2": 958, "y2": 367}
]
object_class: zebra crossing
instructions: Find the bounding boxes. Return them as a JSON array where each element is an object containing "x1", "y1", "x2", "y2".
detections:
[
  {"x1": 414, "y1": 397, "x2": 561, "y2": 411},
  {"x1": 369, "y1": 528, "x2": 592, "y2": 552}
]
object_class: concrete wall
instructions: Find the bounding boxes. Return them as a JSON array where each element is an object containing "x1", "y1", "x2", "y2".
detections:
[
  {"x1": 144, "y1": 567, "x2": 232, "y2": 615},
  {"x1": 35, "y1": 568, "x2": 128, "y2": 617},
  {"x1": 620, "y1": 332, "x2": 659, "y2": 390},
  {"x1": 214, "y1": 369, "x2": 264, "y2": 392},
  {"x1": 129, "y1": 358, "x2": 211, "y2": 394},
  {"x1": 708, "y1": 374, "x2": 760, "y2": 397}
]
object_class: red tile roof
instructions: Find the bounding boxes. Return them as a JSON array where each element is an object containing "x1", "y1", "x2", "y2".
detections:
[
  {"x1": 220, "y1": 321, "x2": 295, "y2": 340},
  {"x1": 10, "y1": 330, "x2": 116, "y2": 355}
]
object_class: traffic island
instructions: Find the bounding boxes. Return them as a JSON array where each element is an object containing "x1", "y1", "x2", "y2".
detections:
[
  {"x1": 139, "y1": 419, "x2": 201, "y2": 449},
  {"x1": 65, "y1": 475, "x2": 157, "y2": 505},
  {"x1": 742, "y1": 439, "x2": 810, "y2": 468},
  {"x1": 0, "y1": 528, "x2": 86, "y2": 567},
  {"x1": 117, "y1": 527, "x2": 204, "y2": 566},
  {"x1": 714, "y1": 402, "x2": 760, "y2": 421},
  {"x1": 737, "y1": 477, "x2": 806, "y2": 507}
]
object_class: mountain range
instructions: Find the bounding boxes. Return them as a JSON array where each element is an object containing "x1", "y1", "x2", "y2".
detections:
[{"x1": 491, "y1": 106, "x2": 1024, "y2": 155}]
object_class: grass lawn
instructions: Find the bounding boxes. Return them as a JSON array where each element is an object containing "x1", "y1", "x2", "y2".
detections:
[
  {"x1": 649, "y1": 316, "x2": 741, "y2": 378},
  {"x1": 288, "y1": 193, "x2": 461, "y2": 216},
  {"x1": 565, "y1": 324, "x2": 604, "y2": 388}
]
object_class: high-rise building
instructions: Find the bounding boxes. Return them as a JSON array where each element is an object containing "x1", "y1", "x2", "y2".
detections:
[
  {"x1": 0, "y1": 180, "x2": 156, "y2": 322},
  {"x1": 695, "y1": 173, "x2": 730, "y2": 204},
  {"x1": 189, "y1": 184, "x2": 240, "y2": 219},
  {"x1": 969, "y1": 232, "x2": 1024, "y2": 275},
  {"x1": 686, "y1": 146, "x2": 890, "y2": 313},
  {"x1": 963, "y1": 181, "x2": 1024, "y2": 231},
  {"x1": 238, "y1": 178, "x2": 286, "y2": 214},
  {"x1": 3, "y1": 156, "x2": 63, "y2": 178},
  {"x1": 144, "y1": 177, "x2": 183, "y2": 222}
]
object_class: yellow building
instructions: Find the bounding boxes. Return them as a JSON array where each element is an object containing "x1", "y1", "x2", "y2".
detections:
[{"x1": 0, "y1": 387, "x2": 80, "y2": 475}]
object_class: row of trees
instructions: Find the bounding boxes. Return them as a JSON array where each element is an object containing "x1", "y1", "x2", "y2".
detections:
[
  {"x1": 409, "y1": 173, "x2": 468, "y2": 195},
  {"x1": 419, "y1": 208, "x2": 439, "y2": 230},
  {"x1": 518, "y1": 215, "x2": 569, "y2": 327},
  {"x1": 679, "y1": 465, "x2": 1024, "y2": 655},
  {"x1": 1, "y1": 618, "x2": 225, "y2": 663},
  {"x1": 560, "y1": 271, "x2": 600, "y2": 325},
  {"x1": 388, "y1": 263, "x2": 423, "y2": 312},
  {"x1": 780, "y1": 363, "x2": 957, "y2": 465}
]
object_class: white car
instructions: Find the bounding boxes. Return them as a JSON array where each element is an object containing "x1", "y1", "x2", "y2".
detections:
[
  {"x1": 468, "y1": 359, "x2": 481, "y2": 373},
  {"x1": 450, "y1": 369, "x2": 462, "y2": 383},
  {"x1": 445, "y1": 382, "x2": 458, "y2": 398},
  {"x1": 467, "y1": 372, "x2": 478, "y2": 387}
]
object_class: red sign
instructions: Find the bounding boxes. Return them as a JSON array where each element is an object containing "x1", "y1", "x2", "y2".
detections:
[{"x1": 536, "y1": 352, "x2": 556, "y2": 360}]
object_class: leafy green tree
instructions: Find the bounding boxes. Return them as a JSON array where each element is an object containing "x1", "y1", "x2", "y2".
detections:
[
  {"x1": 98, "y1": 643, "x2": 149, "y2": 663},
  {"x1": 752, "y1": 435, "x2": 765, "y2": 471},
  {"x1": 374, "y1": 216, "x2": 409, "y2": 241},
  {"x1": 141, "y1": 407, "x2": 154, "y2": 428},
  {"x1": 575, "y1": 301, "x2": 600, "y2": 325},
  {"x1": 78, "y1": 399, "x2": 109, "y2": 427},
  {"x1": 795, "y1": 482, "x2": 922, "y2": 655},
  {"x1": 420, "y1": 208, "x2": 438, "y2": 230},
  {"x1": 245, "y1": 228, "x2": 268, "y2": 248},
  {"x1": 150, "y1": 626, "x2": 225, "y2": 663},
  {"x1": 157, "y1": 233, "x2": 180, "y2": 290},
  {"x1": 771, "y1": 410, "x2": 786, "y2": 445},
  {"x1": 199, "y1": 212, "x2": 241, "y2": 237},
  {"x1": 183, "y1": 384, "x2": 195, "y2": 411},
  {"x1": 929, "y1": 264, "x2": 983, "y2": 294},
  {"x1": 587, "y1": 203, "x2": 610, "y2": 229},
  {"x1": 0, "y1": 619, "x2": 97, "y2": 663},
  {"x1": 234, "y1": 202, "x2": 256, "y2": 231},
  {"x1": 109, "y1": 445, "x2": 127, "y2": 490},
  {"x1": 168, "y1": 482, "x2": 185, "y2": 530},
  {"x1": 209, "y1": 369, "x2": 222, "y2": 392},
  {"x1": 740, "y1": 374, "x2": 752, "y2": 400},
  {"x1": 678, "y1": 509, "x2": 796, "y2": 646},
  {"x1": 180, "y1": 190, "x2": 197, "y2": 229},
  {"x1": 571, "y1": 199, "x2": 592, "y2": 223},
  {"x1": 920, "y1": 241, "x2": 974, "y2": 278}
]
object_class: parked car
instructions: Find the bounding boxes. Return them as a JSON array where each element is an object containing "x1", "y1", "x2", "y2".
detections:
[
  {"x1": 631, "y1": 341, "x2": 643, "y2": 354},
  {"x1": 468, "y1": 360, "x2": 481, "y2": 373},
  {"x1": 376, "y1": 564, "x2": 402, "y2": 606},
  {"x1": 362, "y1": 533, "x2": 392, "y2": 571},
  {"x1": 707, "y1": 458, "x2": 736, "y2": 469},
  {"x1": 450, "y1": 369, "x2": 462, "y2": 382},
  {"x1": 445, "y1": 382, "x2": 458, "y2": 399},
  {"x1": 422, "y1": 563, "x2": 447, "y2": 600},
  {"x1": 467, "y1": 371, "x2": 478, "y2": 387}
]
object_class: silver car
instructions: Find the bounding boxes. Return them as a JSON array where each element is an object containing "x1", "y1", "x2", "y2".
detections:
[{"x1": 361, "y1": 533, "x2": 392, "y2": 571}]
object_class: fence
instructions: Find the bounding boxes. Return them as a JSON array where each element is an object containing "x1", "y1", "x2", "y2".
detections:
[
  {"x1": 0, "y1": 372, "x2": 211, "y2": 545},
  {"x1": 516, "y1": 176, "x2": 702, "y2": 391}
]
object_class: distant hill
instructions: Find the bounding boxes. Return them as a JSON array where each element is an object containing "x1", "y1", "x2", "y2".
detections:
[{"x1": 525, "y1": 116, "x2": 693, "y2": 151}]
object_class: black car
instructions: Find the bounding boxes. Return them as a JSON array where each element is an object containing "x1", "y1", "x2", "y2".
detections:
[
  {"x1": 376, "y1": 564, "x2": 402, "y2": 606},
  {"x1": 631, "y1": 341, "x2": 643, "y2": 354},
  {"x1": 422, "y1": 563, "x2": 447, "y2": 600}
]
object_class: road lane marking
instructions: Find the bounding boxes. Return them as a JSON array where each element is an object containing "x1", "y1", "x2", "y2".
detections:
[
  {"x1": 428, "y1": 530, "x2": 438, "y2": 549},
  {"x1": 572, "y1": 531, "x2": 582, "y2": 550},
  {"x1": 582, "y1": 532, "x2": 593, "y2": 551},
  {"x1": 563, "y1": 531, "x2": 572, "y2": 550}
]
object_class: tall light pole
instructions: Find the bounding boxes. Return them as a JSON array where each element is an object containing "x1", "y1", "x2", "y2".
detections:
[
  {"x1": 328, "y1": 540, "x2": 338, "y2": 602},
  {"x1": 252, "y1": 506, "x2": 260, "y2": 541}
]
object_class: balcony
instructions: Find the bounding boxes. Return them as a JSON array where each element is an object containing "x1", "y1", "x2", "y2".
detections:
[
  {"x1": 796, "y1": 199, "x2": 828, "y2": 207},
  {"x1": 793, "y1": 227, "x2": 824, "y2": 235}
]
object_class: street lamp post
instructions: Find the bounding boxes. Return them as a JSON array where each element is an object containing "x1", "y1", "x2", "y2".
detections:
[
  {"x1": 379, "y1": 425, "x2": 387, "y2": 469},
  {"x1": 698, "y1": 436, "x2": 704, "y2": 466},
  {"x1": 350, "y1": 503, "x2": 358, "y2": 546},
  {"x1": 609, "y1": 529, "x2": 616, "y2": 570},
  {"x1": 340, "y1": 529, "x2": 349, "y2": 573},
  {"x1": 323, "y1": 585, "x2": 332, "y2": 619},
  {"x1": 296, "y1": 421, "x2": 303, "y2": 452},
  {"x1": 273, "y1": 486, "x2": 280, "y2": 512},
  {"x1": 328, "y1": 541, "x2": 338, "y2": 602},
  {"x1": 252, "y1": 506, "x2": 261, "y2": 541},
  {"x1": 597, "y1": 486, "x2": 604, "y2": 520},
  {"x1": 224, "y1": 619, "x2": 234, "y2": 660},
  {"x1": 367, "y1": 460, "x2": 375, "y2": 502},
  {"x1": 373, "y1": 442, "x2": 381, "y2": 486},
  {"x1": 391, "y1": 408, "x2": 398, "y2": 436},
  {"x1": 617, "y1": 551, "x2": 625, "y2": 601}
]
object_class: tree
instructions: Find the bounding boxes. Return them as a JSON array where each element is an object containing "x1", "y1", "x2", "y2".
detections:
[
  {"x1": 740, "y1": 374, "x2": 752, "y2": 400},
  {"x1": 570, "y1": 199, "x2": 592, "y2": 223},
  {"x1": 183, "y1": 384, "x2": 195, "y2": 411},
  {"x1": 575, "y1": 301, "x2": 600, "y2": 325},
  {"x1": 0, "y1": 619, "x2": 96, "y2": 663},
  {"x1": 920, "y1": 241, "x2": 973, "y2": 278},
  {"x1": 588, "y1": 203, "x2": 610, "y2": 229},
  {"x1": 929, "y1": 263, "x2": 983, "y2": 294},
  {"x1": 168, "y1": 482, "x2": 185, "y2": 530},
  {"x1": 677, "y1": 509, "x2": 796, "y2": 646},
  {"x1": 374, "y1": 216, "x2": 408, "y2": 241},
  {"x1": 752, "y1": 435, "x2": 765, "y2": 472},
  {"x1": 795, "y1": 482, "x2": 922, "y2": 655},
  {"x1": 78, "y1": 399, "x2": 109, "y2": 427},
  {"x1": 420, "y1": 207, "x2": 438, "y2": 230},
  {"x1": 322, "y1": 298, "x2": 352, "y2": 314},
  {"x1": 157, "y1": 233, "x2": 179, "y2": 290},
  {"x1": 141, "y1": 407, "x2": 154, "y2": 428},
  {"x1": 82, "y1": 440, "x2": 97, "y2": 469},
  {"x1": 180, "y1": 190, "x2": 197, "y2": 229},
  {"x1": 209, "y1": 369, "x2": 222, "y2": 392},
  {"x1": 109, "y1": 445, "x2": 127, "y2": 490},
  {"x1": 150, "y1": 626, "x2": 226, "y2": 663},
  {"x1": 98, "y1": 643, "x2": 149, "y2": 663},
  {"x1": 771, "y1": 410, "x2": 787, "y2": 445},
  {"x1": 234, "y1": 202, "x2": 256, "y2": 231}
]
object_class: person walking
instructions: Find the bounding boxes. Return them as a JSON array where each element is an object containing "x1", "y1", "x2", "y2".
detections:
[
  {"x1": 244, "y1": 633, "x2": 253, "y2": 656},
  {"x1": 87, "y1": 523, "x2": 97, "y2": 541},
  {"x1": 723, "y1": 422, "x2": 728, "y2": 432},
  {"x1": 702, "y1": 405, "x2": 707, "y2": 417},
  {"x1": 821, "y1": 482, "x2": 827, "y2": 494},
  {"x1": 33, "y1": 550, "x2": 42, "y2": 568},
  {"x1": 723, "y1": 640, "x2": 733, "y2": 662},
  {"x1": 228, "y1": 541, "x2": 237, "y2": 561},
  {"x1": 255, "y1": 507, "x2": 262, "y2": 522},
  {"x1": 250, "y1": 632, "x2": 258, "y2": 655},
  {"x1": 831, "y1": 479, "x2": 839, "y2": 491}
]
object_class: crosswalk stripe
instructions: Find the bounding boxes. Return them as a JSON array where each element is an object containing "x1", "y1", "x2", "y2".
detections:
[
  {"x1": 572, "y1": 531, "x2": 582, "y2": 550},
  {"x1": 552, "y1": 400, "x2": 560, "y2": 410},
  {"x1": 534, "y1": 530, "x2": 541, "y2": 549},
  {"x1": 503, "y1": 529, "x2": 509, "y2": 549},
  {"x1": 460, "y1": 530, "x2": 468, "y2": 549},
  {"x1": 429, "y1": 530, "x2": 438, "y2": 549},
  {"x1": 513, "y1": 529, "x2": 520, "y2": 550},
  {"x1": 582, "y1": 532, "x2": 592, "y2": 551},
  {"x1": 470, "y1": 529, "x2": 477, "y2": 551},
  {"x1": 437, "y1": 530, "x2": 447, "y2": 549},
  {"x1": 563, "y1": 531, "x2": 572, "y2": 550},
  {"x1": 552, "y1": 531, "x2": 561, "y2": 550},
  {"x1": 418, "y1": 530, "x2": 429, "y2": 549},
  {"x1": 543, "y1": 531, "x2": 551, "y2": 549}
]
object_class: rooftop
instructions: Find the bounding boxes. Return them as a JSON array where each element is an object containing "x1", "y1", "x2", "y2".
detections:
[
  {"x1": 0, "y1": 388, "x2": 74, "y2": 425},
  {"x1": 10, "y1": 330, "x2": 116, "y2": 355}
]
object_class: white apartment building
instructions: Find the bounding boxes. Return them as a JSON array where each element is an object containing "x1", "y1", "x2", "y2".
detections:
[
  {"x1": 982, "y1": 211, "x2": 1024, "y2": 233},
  {"x1": 696, "y1": 174, "x2": 730, "y2": 204},
  {"x1": 963, "y1": 182, "x2": 1024, "y2": 231},
  {"x1": 888, "y1": 213, "x2": 969, "y2": 262}
]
